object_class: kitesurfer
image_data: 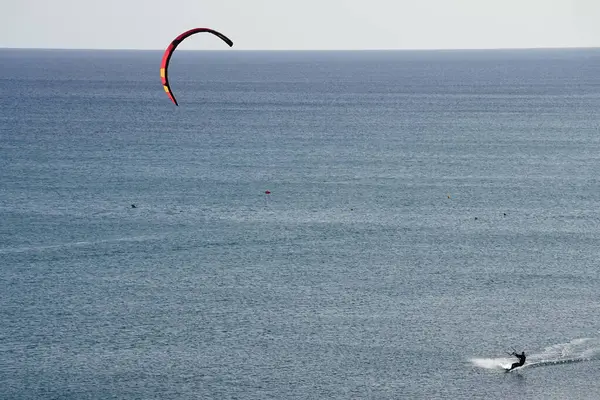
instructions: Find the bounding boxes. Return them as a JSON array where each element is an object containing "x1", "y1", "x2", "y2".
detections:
[{"x1": 508, "y1": 351, "x2": 526, "y2": 371}]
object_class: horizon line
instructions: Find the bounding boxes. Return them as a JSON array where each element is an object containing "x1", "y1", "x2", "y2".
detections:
[{"x1": 1, "y1": 45, "x2": 599, "y2": 52}]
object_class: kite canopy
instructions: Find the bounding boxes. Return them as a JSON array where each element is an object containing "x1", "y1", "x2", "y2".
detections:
[{"x1": 160, "y1": 28, "x2": 233, "y2": 106}]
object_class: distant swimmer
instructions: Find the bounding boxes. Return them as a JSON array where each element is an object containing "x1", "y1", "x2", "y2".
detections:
[
  {"x1": 131, "y1": 204, "x2": 136, "y2": 208},
  {"x1": 507, "y1": 351, "x2": 526, "y2": 371}
]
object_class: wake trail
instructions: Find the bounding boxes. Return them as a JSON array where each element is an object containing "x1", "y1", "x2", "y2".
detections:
[
  {"x1": 0, "y1": 235, "x2": 165, "y2": 254},
  {"x1": 470, "y1": 337, "x2": 600, "y2": 372}
]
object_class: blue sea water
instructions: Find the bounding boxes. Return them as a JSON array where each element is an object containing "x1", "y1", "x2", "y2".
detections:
[{"x1": 1, "y1": 47, "x2": 600, "y2": 399}]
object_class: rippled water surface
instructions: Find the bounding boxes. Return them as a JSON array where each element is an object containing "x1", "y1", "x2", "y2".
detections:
[{"x1": 1, "y1": 48, "x2": 600, "y2": 399}]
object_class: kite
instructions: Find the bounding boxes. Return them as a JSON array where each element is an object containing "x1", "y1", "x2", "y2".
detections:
[{"x1": 160, "y1": 28, "x2": 233, "y2": 106}]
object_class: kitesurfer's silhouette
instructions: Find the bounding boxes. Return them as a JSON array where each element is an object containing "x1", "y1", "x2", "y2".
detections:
[{"x1": 508, "y1": 351, "x2": 526, "y2": 371}]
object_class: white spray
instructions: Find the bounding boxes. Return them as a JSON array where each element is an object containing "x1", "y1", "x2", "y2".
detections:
[{"x1": 470, "y1": 337, "x2": 600, "y2": 371}]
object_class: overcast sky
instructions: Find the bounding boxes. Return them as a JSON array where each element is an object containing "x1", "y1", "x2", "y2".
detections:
[{"x1": 2, "y1": 0, "x2": 600, "y2": 50}]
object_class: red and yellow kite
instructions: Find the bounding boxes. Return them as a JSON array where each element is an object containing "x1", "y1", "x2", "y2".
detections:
[{"x1": 160, "y1": 28, "x2": 234, "y2": 106}]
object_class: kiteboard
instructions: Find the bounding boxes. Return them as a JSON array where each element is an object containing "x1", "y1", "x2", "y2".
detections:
[{"x1": 504, "y1": 363, "x2": 529, "y2": 372}]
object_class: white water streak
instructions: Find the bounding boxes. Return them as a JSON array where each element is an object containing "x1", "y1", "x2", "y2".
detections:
[{"x1": 0, "y1": 235, "x2": 163, "y2": 254}]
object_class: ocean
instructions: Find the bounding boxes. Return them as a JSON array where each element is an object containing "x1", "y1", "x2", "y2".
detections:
[{"x1": 1, "y1": 47, "x2": 600, "y2": 399}]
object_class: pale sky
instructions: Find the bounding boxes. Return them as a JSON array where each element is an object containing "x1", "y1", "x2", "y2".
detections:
[{"x1": 2, "y1": 0, "x2": 600, "y2": 50}]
